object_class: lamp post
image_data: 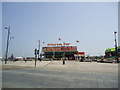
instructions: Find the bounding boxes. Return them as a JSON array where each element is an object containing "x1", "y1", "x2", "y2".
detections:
[
  {"x1": 114, "y1": 31, "x2": 119, "y2": 63},
  {"x1": 63, "y1": 42, "x2": 65, "y2": 65},
  {"x1": 34, "y1": 48, "x2": 37, "y2": 68},
  {"x1": 4, "y1": 27, "x2": 10, "y2": 64},
  {"x1": 38, "y1": 40, "x2": 40, "y2": 60}
]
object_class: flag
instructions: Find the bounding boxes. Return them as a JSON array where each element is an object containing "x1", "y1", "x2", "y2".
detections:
[
  {"x1": 76, "y1": 40, "x2": 79, "y2": 43},
  {"x1": 59, "y1": 38, "x2": 61, "y2": 40}
]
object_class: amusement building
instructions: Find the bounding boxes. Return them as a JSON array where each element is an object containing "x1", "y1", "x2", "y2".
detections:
[
  {"x1": 42, "y1": 43, "x2": 85, "y2": 60},
  {"x1": 105, "y1": 46, "x2": 120, "y2": 59}
]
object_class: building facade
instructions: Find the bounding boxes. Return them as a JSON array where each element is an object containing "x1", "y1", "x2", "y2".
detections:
[
  {"x1": 42, "y1": 45, "x2": 85, "y2": 60},
  {"x1": 105, "y1": 46, "x2": 120, "y2": 58}
]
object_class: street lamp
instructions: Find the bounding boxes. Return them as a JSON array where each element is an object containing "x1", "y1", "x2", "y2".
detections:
[
  {"x1": 114, "y1": 31, "x2": 119, "y2": 63},
  {"x1": 4, "y1": 27, "x2": 10, "y2": 64},
  {"x1": 38, "y1": 40, "x2": 40, "y2": 59}
]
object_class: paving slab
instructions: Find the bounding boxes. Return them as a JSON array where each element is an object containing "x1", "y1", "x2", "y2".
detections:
[{"x1": 1, "y1": 61, "x2": 118, "y2": 88}]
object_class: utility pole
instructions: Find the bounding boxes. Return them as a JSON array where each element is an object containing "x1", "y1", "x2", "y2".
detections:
[
  {"x1": 34, "y1": 49, "x2": 37, "y2": 68},
  {"x1": 4, "y1": 27, "x2": 10, "y2": 64},
  {"x1": 63, "y1": 42, "x2": 65, "y2": 65},
  {"x1": 38, "y1": 40, "x2": 40, "y2": 60},
  {"x1": 62, "y1": 42, "x2": 65, "y2": 59},
  {"x1": 114, "y1": 31, "x2": 119, "y2": 63}
]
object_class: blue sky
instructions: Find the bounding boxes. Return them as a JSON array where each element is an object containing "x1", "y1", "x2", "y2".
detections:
[
  {"x1": 0, "y1": 2, "x2": 2, "y2": 57},
  {"x1": 2, "y1": 2, "x2": 118, "y2": 57}
]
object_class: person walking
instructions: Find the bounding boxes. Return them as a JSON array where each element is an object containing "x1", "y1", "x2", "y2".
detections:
[{"x1": 63, "y1": 59, "x2": 65, "y2": 65}]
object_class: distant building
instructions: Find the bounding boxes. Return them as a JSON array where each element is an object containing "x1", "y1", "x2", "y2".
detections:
[
  {"x1": 74, "y1": 52, "x2": 85, "y2": 60},
  {"x1": 42, "y1": 43, "x2": 85, "y2": 60},
  {"x1": 15, "y1": 57, "x2": 23, "y2": 60},
  {"x1": 105, "y1": 46, "x2": 120, "y2": 58},
  {"x1": 26, "y1": 57, "x2": 35, "y2": 60}
]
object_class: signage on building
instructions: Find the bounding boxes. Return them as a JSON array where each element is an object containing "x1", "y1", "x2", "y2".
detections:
[
  {"x1": 42, "y1": 46, "x2": 77, "y2": 52},
  {"x1": 77, "y1": 52, "x2": 85, "y2": 54},
  {"x1": 74, "y1": 52, "x2": 85, "y2": 57},
  {"x1": 47, "y1": 43, "x2": 70, "y2": 46}
]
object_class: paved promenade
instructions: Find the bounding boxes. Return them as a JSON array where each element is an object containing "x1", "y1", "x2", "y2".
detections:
[{"x1": 2, "y1": 61, "x2": 118, "y2": 88}]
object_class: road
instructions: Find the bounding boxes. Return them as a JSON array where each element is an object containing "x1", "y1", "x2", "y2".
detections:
[{"x1": 2, "y1": 61, "x2": 118, "y2": 88}]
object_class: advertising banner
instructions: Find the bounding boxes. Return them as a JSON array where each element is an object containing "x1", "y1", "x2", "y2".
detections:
[
  {"x1": 42, "y1": 46, "x2": 77, "y2": 52},
  {"x1": 47, "y1": 43, "x2": 70, "y2": 46}
]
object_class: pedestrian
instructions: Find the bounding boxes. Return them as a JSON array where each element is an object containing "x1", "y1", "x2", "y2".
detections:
[{"x1": 63, "y1": 59, "x2": 65, "y2": 65}]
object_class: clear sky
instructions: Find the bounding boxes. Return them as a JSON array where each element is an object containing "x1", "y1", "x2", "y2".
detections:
[
  {"x1": 2, "y1": 2, "x2": 118, "y2": 57},
  {"x1": 0, "y1": 2, "x2": 2, "y2": 57}
]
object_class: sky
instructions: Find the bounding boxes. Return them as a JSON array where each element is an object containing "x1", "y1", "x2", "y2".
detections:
[
  {"x1": 0, "y1": 2, "x2": 2, "y2": 58},
  {"x1": 118, "y1": 2, "x2": 120, "y2": 46},
  {"x1": 2, "y1": 2, "x2": 118, "y2": 57}
]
